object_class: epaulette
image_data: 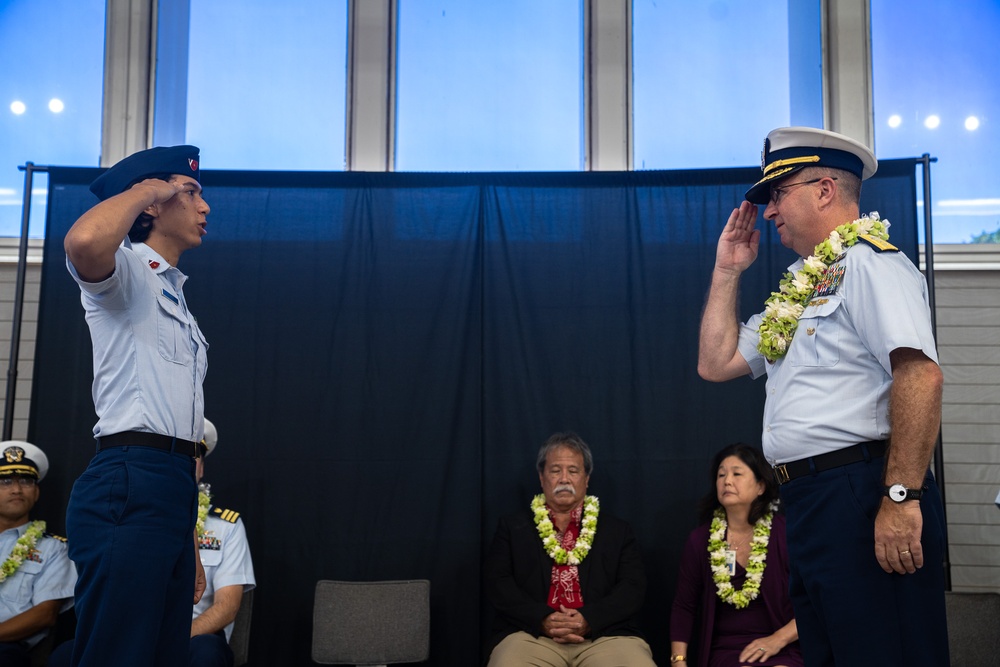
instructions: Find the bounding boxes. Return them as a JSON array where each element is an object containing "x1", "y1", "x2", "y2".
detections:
[
  {"x1": 212, "y1": 507, "x2": 241, "y2": 523},
  {"x1": 44, "y1": 532, "x2": 68, "y2": 542},
  {"x1": 857, "y1": 234, "x2": 898, "y2": 252}
]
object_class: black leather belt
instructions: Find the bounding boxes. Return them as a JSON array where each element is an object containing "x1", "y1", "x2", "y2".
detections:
[
  {"x1": 97, "y1": 431, "x2": 200, "y2": 458},
  {"x1": 773, "y1": 440, "x2": 887, "y2": 485}
]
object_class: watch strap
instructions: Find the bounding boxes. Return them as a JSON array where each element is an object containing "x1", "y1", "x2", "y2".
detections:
[{"x1": 885, "y1": 484, "x2": 924, "y2": 502}]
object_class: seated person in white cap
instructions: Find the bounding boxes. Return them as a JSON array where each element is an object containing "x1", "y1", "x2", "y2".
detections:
[
  {"x1": 190, "y1": 418, "x2": 256, "y2": 667},
  {"x1": 0, "y1": 441, "x2": 76, "y2": 667},
  {"x1": 48, "y1": 419, "x2": 255, "y2": 667}
]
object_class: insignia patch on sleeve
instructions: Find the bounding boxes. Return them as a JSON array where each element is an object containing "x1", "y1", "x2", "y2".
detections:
[{"x1": 858, "y1": 234, "x2": 898, "y2": 252}]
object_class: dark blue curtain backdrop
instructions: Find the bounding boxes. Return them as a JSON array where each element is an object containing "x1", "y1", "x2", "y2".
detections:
[{"x1": 33, "y1": 162, "x2": 918, "y2": 666}]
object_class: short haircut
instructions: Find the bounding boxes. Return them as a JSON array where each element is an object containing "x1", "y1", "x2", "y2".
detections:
[
  {"x1": 804, "y1": 166, "x2": 862, "y2": 206},
  {"x1": 536, "y1": 431, "x2": 594, "y2": 476}
]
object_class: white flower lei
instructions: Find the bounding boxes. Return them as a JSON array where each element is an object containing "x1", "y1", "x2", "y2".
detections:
[
  {"x1": 757, "y1": 212, "x2": 890, "y2": 361},
  {"x1": 707, "y1": 503, "x2": 778, "y2": 608},
  {"x1": 531, "y1": 494, "x2": 599, "y2": 566},
  {"x1": 196, "y1": 483, "x2": 211, "y2": 538},
  {"x1": 0, "y1": 520, "x2": 45, "y2": 583}
]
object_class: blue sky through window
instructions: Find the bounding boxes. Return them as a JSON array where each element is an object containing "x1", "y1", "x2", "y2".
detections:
[{"x1": 1, "y1": 0, "x2": 998, "y2": 242}]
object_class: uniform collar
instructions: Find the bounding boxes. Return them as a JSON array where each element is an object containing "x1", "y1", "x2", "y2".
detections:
[{"x1": 129, "y1": 242, "x2": 173, "y2": 276}]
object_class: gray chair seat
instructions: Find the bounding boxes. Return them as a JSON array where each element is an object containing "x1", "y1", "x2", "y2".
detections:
[{"x1": 312, "y1": 579, "x2": 430, "y2": 666}]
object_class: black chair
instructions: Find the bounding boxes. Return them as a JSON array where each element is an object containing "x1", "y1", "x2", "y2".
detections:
[
  {"x1": 312, "y1": 579, "x2": 430, "y2": 666},
  {"x1": 945, "y1": 591, "x2": 1000, "y2": 666},
  {"x1": 230, "y1": 588, "x2": 254, "y2": 667}
]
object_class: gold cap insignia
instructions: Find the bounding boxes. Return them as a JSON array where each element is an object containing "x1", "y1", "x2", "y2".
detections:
[{"x1": 3, "y1": 447, "x2": 25, "y2": 463}]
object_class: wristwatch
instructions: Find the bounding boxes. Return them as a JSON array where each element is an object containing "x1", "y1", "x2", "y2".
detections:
[{"x1": 885, "y1": 483, "x2": 923, "y2": 502}]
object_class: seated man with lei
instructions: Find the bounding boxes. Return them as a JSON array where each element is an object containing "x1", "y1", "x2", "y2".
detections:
[
  {"x1": 0, "y1": 441, "x2": 76, "y2": 667},
  {"x1": 483, "y1": 431, "x2": 655, "y2": 667}
]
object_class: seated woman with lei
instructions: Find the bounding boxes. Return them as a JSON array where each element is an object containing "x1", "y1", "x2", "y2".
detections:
[{"x1": 668, "y1": 443, "x2": 803, "y2": 667}]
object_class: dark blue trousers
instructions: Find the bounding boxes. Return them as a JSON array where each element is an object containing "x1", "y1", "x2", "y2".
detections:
[
  {"x1": 189, "y1": 632, "x2": 233, "y2": 667},
  {"x1": 780, "y1": 454, "x2": 949, "y2": 666},
  {"x1": 0, "y1": 642, "x2": 29, "y2": 667},
  {"x1": 67, "y1": 446, "x2": 197, "y2": 667},
  {"x1": 49, "y1": 633, "x2": 233, "y2": 667}
]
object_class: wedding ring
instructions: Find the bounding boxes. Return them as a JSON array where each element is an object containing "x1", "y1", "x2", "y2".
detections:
[
  {"x1": 758, "y1": 648, "x2": 765, "y2": 652},
  {"x1": 900, "y1": 550, "x2": 911, "y2": 555}
]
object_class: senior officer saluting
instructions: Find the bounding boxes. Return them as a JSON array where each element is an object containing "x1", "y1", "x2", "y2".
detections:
[
  {"x1": 64, "y1": 146, "x2": 211, "y2": 667},
  {"x1": 697, "y1": 127, "x2": 947, "y2": 666},
  {"x1": 0, "y1": 441, "x2": 76, "y2": 667}
]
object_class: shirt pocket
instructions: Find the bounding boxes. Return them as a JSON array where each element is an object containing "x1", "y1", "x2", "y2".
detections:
[
  {"x1": 156, "y1": 293, "x2": 194, "y2": 365},
  {"x1": 198, "y1": 546, "x2": 224, "y2": 567},
  {"x1": 0, "y1": 559, "x2": 41, "y2": 604},
  {"x1": 789, "y1": 295, "x2": 843, "y2": 367}
]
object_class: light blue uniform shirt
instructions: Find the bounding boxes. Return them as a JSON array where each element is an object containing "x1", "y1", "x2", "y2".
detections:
[
  {"x1": 737, "y1": 242, "x2": 939, "y2": 464},
  {"x1": 0, "y1": 524, "x2": 77, "y2": 647},
  {"x1": 66, "y1": 241, "x2": 209, "y2": 442},
  {"x1": 195, "y1": 506, "x2": 255, "y2": 641}
]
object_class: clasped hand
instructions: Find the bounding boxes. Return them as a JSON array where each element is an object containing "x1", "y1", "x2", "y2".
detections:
[{"x1": 542, "y1": 605, "x2": 590, "y2": 644}]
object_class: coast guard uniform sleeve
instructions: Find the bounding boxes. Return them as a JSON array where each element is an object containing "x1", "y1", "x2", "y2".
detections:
[
  {"x1": 209, "y1": 518, "x2": 256, "y2": 593},
  {"x1": 843, "y1": 246, "x2": 939, "y2": 373},
  {"x1": 738, "y1": 312, "x2": 767, "y2": 379},
  {"x1": 66, "y1": 244, "x2": 141, "y2": 308},
  {"x1": 30, "y1": 537, "x2": 78, "y2": 613}
]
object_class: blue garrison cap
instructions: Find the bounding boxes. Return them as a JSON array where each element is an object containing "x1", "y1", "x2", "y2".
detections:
[
  {"x1": 745, "y1": 127, "x2": 877, "y2": 205},
  {"x1": 90, "y1": 145, "x2": 201, "y2": 201}
]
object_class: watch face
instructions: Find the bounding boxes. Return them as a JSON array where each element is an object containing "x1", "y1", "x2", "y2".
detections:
[{"x1": 889, "y1": 484, "x2": 908, "y2": 502}]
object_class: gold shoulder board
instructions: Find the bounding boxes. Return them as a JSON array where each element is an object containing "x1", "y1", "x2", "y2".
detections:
[
  {"x1": 858, "y1": 234, "x2": 898, "y2": 252},
  {"x1": 212, "y1": 507, "x2": 241, "y2": 523}
]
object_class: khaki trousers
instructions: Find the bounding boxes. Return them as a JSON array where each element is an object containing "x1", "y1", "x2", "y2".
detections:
[{"x1": 487, "y1": 631, "x2": 655, "y2": 667}]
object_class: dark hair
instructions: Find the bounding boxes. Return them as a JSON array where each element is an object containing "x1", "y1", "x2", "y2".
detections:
[
  {"x1": 536, "y1": 432, "x2": 593, "y2": 476},
  {"x1": 696, "y1": 443, "x2": 778, "y2": 524},
  {"x1": 125, "y1": 173, "x2": 173, "y2": 243}
]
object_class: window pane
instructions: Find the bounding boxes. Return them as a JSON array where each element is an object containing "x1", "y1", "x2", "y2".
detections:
[
  {"x1": 396, "y1": 0, "x2": 582, "y2": 172},
  {"x1": 187, "y1": 0, "x2": 348, "y2": 171},
  {"x1": 0, "y1": 0, "x2": 104, "y2": 237},
  {"x1": 872, "y1": 0, "x2": 1000, "y2": 244},
  {"x1": 634, "y1": 0, "x2": 822, "y2": 170}
]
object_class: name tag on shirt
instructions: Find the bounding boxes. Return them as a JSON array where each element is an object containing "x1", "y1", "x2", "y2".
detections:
[{"x1": 161, "y1": 288, "x2": 179, "y2": 305}]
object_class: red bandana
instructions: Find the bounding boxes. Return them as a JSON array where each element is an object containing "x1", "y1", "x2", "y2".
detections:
[{"x1": 547, "y1": 504, "x2": 584, "y2": 609}]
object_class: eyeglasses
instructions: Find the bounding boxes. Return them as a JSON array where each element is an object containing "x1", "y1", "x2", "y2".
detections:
[
  {"x1": 0, "y1": 476, "x2": 37, "y2": 488},
  {"x1": 769, "y1": 177, "x2": 837, "y2": 205}
]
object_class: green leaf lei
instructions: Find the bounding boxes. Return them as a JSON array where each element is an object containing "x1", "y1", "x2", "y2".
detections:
[
  {"x1": 757, "y1": 212, "x2": 890, "y2": 361},
  {"x1": 0, "y1": 520, "x2": 46, "y2": 583},
  {"x1": 707, "y1": 504, "x2": 778, "y2": 608},
  {"x1": 196, "y1": 483, "x2": 211, "y2": 539},
  {"x1": 531, "y1": 494, "x2": 599, "y2": 566}
]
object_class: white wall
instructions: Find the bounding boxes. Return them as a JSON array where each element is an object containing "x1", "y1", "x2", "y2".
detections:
[{"x1": 936, "y1": 266, "x2": 1000, "y2": 592}]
